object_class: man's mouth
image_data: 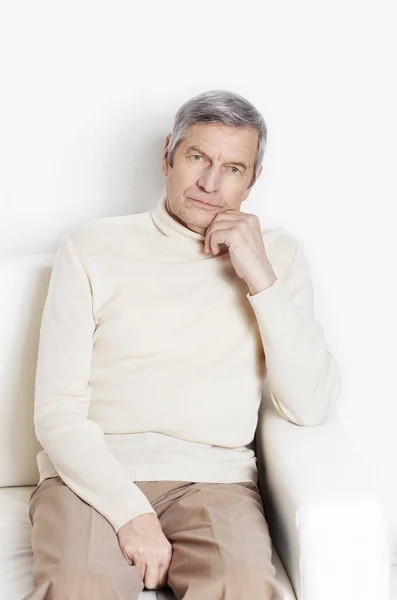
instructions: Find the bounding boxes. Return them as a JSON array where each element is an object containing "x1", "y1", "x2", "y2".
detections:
[{"x1": 189, "y1": 197, "x2": 218, "y2": 209}]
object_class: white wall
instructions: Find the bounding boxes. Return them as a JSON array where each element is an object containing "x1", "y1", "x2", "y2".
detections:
[{"x1": 1, "y1": 0, "x2": 396, "y2": 538}]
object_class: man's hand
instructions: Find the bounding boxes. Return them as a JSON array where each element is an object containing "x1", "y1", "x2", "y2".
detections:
[
  {"x1": 117, "y1": 513, "x2": 172, "y2": 590},
  {"x1": 204, "y1": 210, "x2": 277, "y2": 295}
]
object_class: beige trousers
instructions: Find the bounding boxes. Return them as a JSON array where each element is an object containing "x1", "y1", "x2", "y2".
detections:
[{"x1": 25, "y1": 476, "x2": 285, "y2": 600}]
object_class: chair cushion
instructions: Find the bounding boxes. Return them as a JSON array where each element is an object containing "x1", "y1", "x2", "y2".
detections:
[{"x1": 0, "y1": 485, "x2": 295, "y2": 599}]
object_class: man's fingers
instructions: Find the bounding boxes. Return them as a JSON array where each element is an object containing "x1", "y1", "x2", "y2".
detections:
[
  {"x1": 134, "y1": 561, "x2": 146, "y2": 585},
  {"x1": 144, "y1": 562, "x2": 160, "y2": 590},
  {"x1": 209, "y1": 228, "x2": 231, "y2": 255},
  {"x1": 133, "y1": 561, "x2": 169, "y2": 590},
  {"x1": 158, "y1": 565, "x2": 168, "y2": 588},
  {"x1": 204, "y1": 211, "x2": 258, "y2": 251},
  {"x1": 205, "y1": 220, "x2": 231, "y2": 251},
  {"x1": 204, "y1": 218, "x2": 226, "y2": 251}
]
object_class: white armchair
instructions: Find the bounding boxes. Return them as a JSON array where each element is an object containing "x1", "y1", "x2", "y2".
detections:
[
  {"x1": 0, "y1": 254, "x2": 390, "y2": 599},
  {"x1": 256, "y1": 384, "x2": 390, "y2": 599}
]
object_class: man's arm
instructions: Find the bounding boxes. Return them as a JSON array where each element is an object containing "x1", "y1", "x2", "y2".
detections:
[
  {"x1": 247, "y1": 238, "x2": 342, "y2": 426},
  {"x1": 204, "y1": 212, "x2": 342, "y2": 427},
  {"x1": 34, "y1": 234, "x2": 156, "y2": 533}
]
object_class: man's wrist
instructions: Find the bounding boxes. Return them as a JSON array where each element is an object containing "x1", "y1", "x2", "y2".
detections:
[{"x1": 246, "y1": 266, "x2": 277, "y2": 296}]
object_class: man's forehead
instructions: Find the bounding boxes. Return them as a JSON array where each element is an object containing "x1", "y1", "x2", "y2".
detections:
[{"x1": 182, "y1": 124, "x2": 257, "y2": 163}]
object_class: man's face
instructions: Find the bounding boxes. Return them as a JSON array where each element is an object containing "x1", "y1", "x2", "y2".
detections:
[{"x1": 161, "y1": 123, "x2": 262, "y2": 235}]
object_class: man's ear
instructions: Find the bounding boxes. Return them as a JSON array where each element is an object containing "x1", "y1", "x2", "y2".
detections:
[{"x1": 162, "y1": 133, "x2": 172, "y2": 176}]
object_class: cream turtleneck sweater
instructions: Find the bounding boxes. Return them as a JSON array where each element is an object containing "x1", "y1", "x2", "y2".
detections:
[{"x1": 34, "y1": 194, "x2": 341, "y2": 532}]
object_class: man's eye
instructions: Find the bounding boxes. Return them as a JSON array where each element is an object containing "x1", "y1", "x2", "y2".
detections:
[
  {"x1": 230, "y1": 166, "x2": 241, "y2": 174},
  {"x1": 192, "y1": 154, "x2": 203, "y2": 161}
]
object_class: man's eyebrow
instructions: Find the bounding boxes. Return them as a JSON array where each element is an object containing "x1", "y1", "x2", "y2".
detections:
[{"x1": 185, "y1": 145, "x2": 248, "y2": 171}]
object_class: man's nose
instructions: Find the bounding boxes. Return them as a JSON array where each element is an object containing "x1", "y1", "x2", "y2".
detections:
[{"x1": 197, "y1": 166, "x2": 221, "y2": 193}]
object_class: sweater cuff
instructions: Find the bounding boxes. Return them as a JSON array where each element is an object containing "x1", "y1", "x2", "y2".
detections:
[
  {"x1": 108, "y1": 495, "x2": 157, "y2": 534},
  {"x1": 246, "y1": 277, "x2": 299, "y2": 345}
]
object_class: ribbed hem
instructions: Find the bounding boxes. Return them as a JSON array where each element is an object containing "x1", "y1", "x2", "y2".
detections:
[
  {"x1": 116, "y1": 462, "x2": 258, "y2": 485},
  {"x1": 37, "y1": 454, "x2": 258, "y2": 533},
  {"x1": 38, "y1": 460, "x2": 258, "y2": 489}
]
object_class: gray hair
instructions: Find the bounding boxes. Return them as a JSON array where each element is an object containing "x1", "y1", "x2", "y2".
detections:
[{"x1": 166, "y1": 89, "x2": 267, "y2": 188}]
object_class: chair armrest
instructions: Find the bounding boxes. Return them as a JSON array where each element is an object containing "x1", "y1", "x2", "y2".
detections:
[{"x1": 255, "y1": 390, "x2": 390, "y2": 600}]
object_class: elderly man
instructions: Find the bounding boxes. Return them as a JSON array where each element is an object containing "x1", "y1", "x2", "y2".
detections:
[{"x1": 27, "y1": 89, "x2": 341, "y2": 600}]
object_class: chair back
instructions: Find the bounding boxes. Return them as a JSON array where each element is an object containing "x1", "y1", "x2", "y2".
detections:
[{"x1": 0, "y1": 254, "x2": 54, "y2": 487}]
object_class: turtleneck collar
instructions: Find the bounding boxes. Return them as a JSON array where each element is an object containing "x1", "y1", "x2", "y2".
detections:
[{"x1": 151, "y1": 195, "x2": 205, "y2": 244}]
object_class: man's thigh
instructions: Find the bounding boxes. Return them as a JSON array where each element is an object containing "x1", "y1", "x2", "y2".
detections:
[
  {"x1": 157, "y1": 481, "x2": 285, "y2": 600},
  {"x1": 27, "y1": 476, "x2": 144, "y2": 600}
]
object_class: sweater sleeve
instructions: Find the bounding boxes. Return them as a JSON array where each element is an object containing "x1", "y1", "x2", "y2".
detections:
[
  {"x1": 247, "y1": 238, "x2": 342, "y2": 426},
  {"x1": 34, "y1": 234, "x2": 156, "y2": 532}
]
